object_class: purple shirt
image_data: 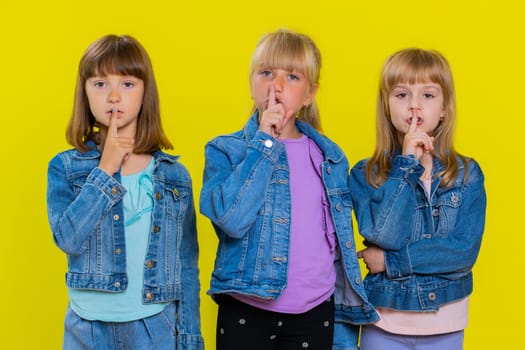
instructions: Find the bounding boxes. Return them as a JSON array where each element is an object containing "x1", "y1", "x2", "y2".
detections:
[{"x1": 235, "y1": 134, "x2": 337, "y2": 313}]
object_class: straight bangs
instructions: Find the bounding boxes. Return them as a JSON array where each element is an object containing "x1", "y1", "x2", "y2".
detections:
[
  {"x1": 79, "y1": 36, "x2": 149, "y2": 82},
  {"x1": 251, "y1": 31, "x2": 320, "y2": 85},
  {"x1": 383, "y1": 52, "x2": 450, "y2": 97}
]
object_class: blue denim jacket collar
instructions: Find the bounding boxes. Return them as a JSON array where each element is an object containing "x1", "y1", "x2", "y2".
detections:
[
  {"x1": 74, "y1": 140, "x2": 181, "y2": 164},
  {"x1": 245, "y1": 112, "x2": 345, "y2": 164}
]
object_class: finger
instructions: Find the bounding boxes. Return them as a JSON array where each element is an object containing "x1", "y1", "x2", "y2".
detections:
[
  {"x1": 109, "y1": 107, "x2": 118, "y2": 137},
  {"x1": 408, "y1": 112, "x2": 418, "y2": 133},
  {"x1": 266, "y1": 86, "x2": 276, "y2": 111}
]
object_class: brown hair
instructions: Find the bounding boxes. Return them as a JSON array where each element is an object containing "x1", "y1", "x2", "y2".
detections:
[
  {"x1": 249, "y1": 29, "x2": 322, "y2": 130},
  {"x1": 366, "y1": 48, "x2": 468, "y2": 188},
  {"x1": 66, "y1": 34, "x2": 172, "y2": 153}
]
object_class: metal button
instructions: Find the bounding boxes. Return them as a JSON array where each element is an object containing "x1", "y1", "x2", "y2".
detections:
[
  {"x1": 264, "y1": 139, "x2": 273, "y2": 148},
  {"x1": 111, "y1": 187, "x2": 119, "y2": 195},
  {"x1": 153, "y1": 225, "x2": 160, "y2": 233},
  {"x1": 173, "y1": 188, "x2": 179, "y2": 197},
  {"x1": 345, "y1": 241, "x2": 353, "y2": 249},
  {"x1": 428, "y1": 292, "x2": 436, "y2": 301},
  {"x1": 114, "y1": 281, "x2": 121, "y2": 288},
  {"x1": 113, "y1": 214, "x2": 119, "y2": 221},
  {"x1": 146, "y1": 292, "x2": 154, "y2": 300},
  {"x1": 335, "y1": 203, "x2": 342, "y2": 211},
  {"x1": 326, "y1": 167, "x2": 332, "y2": 174},
  {"x1": 432, "y1": 209, "x2": 439, "y2": 216},
  {"x1": 355, "y1": 277, "x2": 361, "y2": 284},
  {"x1": 146, "y1": 260, "x2": 155, "y2": 269},
  {"x1": 156, "y1": 192, "x2": 162, "y2": 200},
  {"x1": 115, "y1": 248, "x2": 121, "y2": 255}
]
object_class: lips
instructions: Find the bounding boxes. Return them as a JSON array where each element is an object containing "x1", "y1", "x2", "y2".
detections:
[
  {"x1": 408, "y1": 117, "x2": 423, "y2": 125},
  {"x1": 107, "y1": 109, "x2": 122, "y2": 116}
]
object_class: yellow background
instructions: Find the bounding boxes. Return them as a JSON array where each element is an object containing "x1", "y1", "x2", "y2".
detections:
[{"x1": 1, "y1": 0, "x2": 522, "y2": 348}]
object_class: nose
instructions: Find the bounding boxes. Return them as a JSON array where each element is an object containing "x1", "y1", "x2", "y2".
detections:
[
  {"x1": 273, "y1": 73, "x2": 284, "y2": 92},
  {"x1": 408, "y1": 96, "x2": 422, "y2": 115},
  {"x1": 107, "y1": 87, "x2": 121, "y2": 103}
]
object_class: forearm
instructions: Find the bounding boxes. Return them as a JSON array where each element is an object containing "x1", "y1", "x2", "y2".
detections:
[
  {"x1": 47, "y1": 165, "x2": 124, "y2": 254},
  {"x1": 200, "y1": 132, "x2": 284, "y2": 238}
]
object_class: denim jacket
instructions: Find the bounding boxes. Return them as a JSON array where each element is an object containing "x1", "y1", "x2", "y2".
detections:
[
  {"x1": 349, "y1": 154, "x2": 486, "y2": 312},
  {"x1": 47, "y1": 141, "x2": 204, "y2": 350},
  {"x1": 200, "y1": 113, "x2": 379, "y2": 350}
]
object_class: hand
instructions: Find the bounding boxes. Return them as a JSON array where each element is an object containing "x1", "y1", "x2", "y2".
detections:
[
  {"x1": 357, "y1": 246, "x2": 386, "y2": 274},
  {"x1": 402, "y1": 113, "x2": 434, "y2": 160},
  {"x1": 258, "y1": 86, "x2": 294, "y2": 138},
  {"x1": 98, "y1": 108, "x2": 135, "y2": 176}
]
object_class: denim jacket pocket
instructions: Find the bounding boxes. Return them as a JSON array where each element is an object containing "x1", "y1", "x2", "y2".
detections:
[
  {"x1": 164, "y1": 182, "x2": 191, "y2": 219},
  {"x1": 433, "y1": 189, "x2": 462, "y2": 237}
]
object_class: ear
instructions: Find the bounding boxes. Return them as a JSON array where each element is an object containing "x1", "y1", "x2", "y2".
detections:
[
  {"x1": 303, "y1": 84, "x2": 319, "y2": 107},
  {"x1": 440, "y1": 107, "x2": 446, "y2": 120}
]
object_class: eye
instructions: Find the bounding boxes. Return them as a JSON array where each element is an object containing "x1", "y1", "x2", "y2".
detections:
[
  {"x1": 93, "y1": 81, "x2": 106, "y2": 88},
  {"x1": 259, "y1": 70, "x2": 272, "y2": 77},
  {"x1": 123, "y1": 81, "x2": 136, "y2": 88},
  {"x1": 395, "y1": 92, "x2": 408, "y2": 99},
  {"x1": 423, "y1": 93, "x2": 435, "y2": 99},
  {"x1": 288, "y1": 73, "x2": 299, "y2": 81}
]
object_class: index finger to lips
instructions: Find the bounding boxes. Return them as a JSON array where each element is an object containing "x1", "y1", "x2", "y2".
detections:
[
  {"x1": 266, "y1": 86, "x2": 276, "y2": 111},
  {"x1": 109, "y1": 107, "x2": 118, "y2": 137},
  {"x1": 408, "y1": 112, "x2": 418, "y2": 133}
]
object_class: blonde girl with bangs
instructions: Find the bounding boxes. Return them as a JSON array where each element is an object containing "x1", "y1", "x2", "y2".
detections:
[
  {"x1": 47, "y1": 34, "x2": 203, "y2": 350},
  {"x1": 349, "y1": 48, "x2": 486, "y2": 350},
  {"x1": 200, "y1": 29, "x2": 378, "y2": 350}
]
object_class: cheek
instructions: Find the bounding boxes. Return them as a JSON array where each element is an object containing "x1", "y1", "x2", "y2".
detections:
[{"x1": 251, "y1": 86, "x2": 267, "y2": 107}]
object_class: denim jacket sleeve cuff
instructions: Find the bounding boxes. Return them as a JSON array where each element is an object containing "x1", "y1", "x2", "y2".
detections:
[
  {"x1": 385, "y1": 245, "x2": 413, "y2": 278},
  {"x1": 389, "y1": 155, "x2": 424, "y2": 186},
  {"x1": 87, "y1": 167, "x2": 126, "y2": 202},
  {"x1": 248, "y1": 130, "x2": 285, "y2": 164}
]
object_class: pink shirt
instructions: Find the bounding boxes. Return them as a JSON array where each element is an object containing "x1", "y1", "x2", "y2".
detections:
[{"x1": 234, "y1": 135, "x2": 336, "y2": 313}]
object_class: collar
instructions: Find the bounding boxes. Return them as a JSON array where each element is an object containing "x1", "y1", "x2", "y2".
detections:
[{"x1": 243, "y1": 111, "x2": 345, "y2": 164}]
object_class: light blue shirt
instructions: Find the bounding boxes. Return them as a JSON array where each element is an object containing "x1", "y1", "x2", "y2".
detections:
[{"x1": 69, "y1": 158, "x2": 168, "y2": 322}]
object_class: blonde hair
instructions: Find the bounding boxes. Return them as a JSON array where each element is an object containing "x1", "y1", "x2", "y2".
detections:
[
  {"x1": 66, "y1": 34, "x2": 172, "y2": 153},
  {"x1": 366, "y1": 48, "x2": 468, "y2": 188},
  {"x1": 249, "y1": 29, "x2": 322, "y2": 130}
]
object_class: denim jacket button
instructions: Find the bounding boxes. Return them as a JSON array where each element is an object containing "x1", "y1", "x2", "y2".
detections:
[
  {"x1": 146, "y1": 260, "x2": 155, "y2": 269},
  {"x1": 155, "y1": 192, "x2": 162, "y2": 200},
  {"x1": 326, "y1": 167, "x2": 332, "y2": 174},
  {"x1": 335, "y1": 203, "x2": 342, "y2": 211},
  {"x1": 115, "y1": 248, "x2": 121, "y2": 255},
  {"x1": 264, "y1": 139, "x2": 274, "y2": 148},
  {"x1": 354, "y1": 277, "x2": 361, "y2": 284},
  {"x1": 113, "y1": 214, "x2": 119, "y2": 221},
  {"x1": 146, "y1": 292, "x2": 154, "y2": 300},
  {"x1": 345, "y1": 241, "x2": 352, "y2": 249},
  {"x1": 114, "y1": 281, "x2": 121, "y2": 288},
  {"x1": 111, "y1": 187, "x2": 119, "y2": 195},
  {"x1": 153, "y1": 225, "x2": 160, "y2": 233},
  {"x1": 432, "y1": 209, "x2": 439, "y2": 216},
  {"x1": 428, "y1": 292, "x2": 436, "y2": 301}
]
